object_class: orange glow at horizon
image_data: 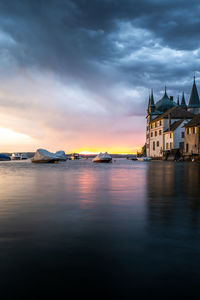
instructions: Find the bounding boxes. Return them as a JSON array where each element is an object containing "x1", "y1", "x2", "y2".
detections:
[
  {"x1": 77, "y1": 146, "x2": 142, "y2": 155},
  {"x1": 0, "y1": 127, "x2": 143, "y2": 154}
]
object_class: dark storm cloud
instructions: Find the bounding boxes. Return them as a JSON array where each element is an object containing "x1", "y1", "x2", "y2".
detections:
[
  {"x1": 0, "y1": 0, "x2": 200, "y2": 151},
  {"x1": 1, "y1": 0, "x2": 200, "y2": 73}
]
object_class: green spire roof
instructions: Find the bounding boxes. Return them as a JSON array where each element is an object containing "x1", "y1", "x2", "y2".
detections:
[{"x1": 155, "y1": 86, "x2": 177, "y2": 112}]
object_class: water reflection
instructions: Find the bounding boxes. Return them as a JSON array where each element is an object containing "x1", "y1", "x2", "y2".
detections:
[
  {"x1": 146, "y1": 161, "x2": 200, "y2": 228},
  {"x1": 1, "y1": 160, "x2": 200, "y2": 297}
]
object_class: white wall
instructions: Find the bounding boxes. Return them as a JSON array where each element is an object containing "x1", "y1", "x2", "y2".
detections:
[
  {"x1": 147, "y1": 118, "x2": 191, "y2": 157},
  {"x1": 174, "y1": 120, "x2": 189, "y2": 148},
  {"x1": 164, "y1": 119, "x2": 190, "y2": 150}
]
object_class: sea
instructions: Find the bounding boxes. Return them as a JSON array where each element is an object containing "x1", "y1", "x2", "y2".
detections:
[{"x1": 0, "y1": 159, "x2": 200, "y2": 298}]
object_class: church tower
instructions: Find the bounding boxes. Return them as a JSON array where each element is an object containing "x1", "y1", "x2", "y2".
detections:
[
  {"x1": 187, "y1": 76, "x2": 200, "y2": 114},
  {"x1": 146, "y1": 89, "x2": 159, "y2": 157}
]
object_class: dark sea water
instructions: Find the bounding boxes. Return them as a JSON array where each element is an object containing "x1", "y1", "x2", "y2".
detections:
[{"x1": 0, "y1": 159, "x2": 200, "y2": 298}]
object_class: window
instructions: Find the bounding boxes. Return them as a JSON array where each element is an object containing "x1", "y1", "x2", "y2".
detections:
[
  {"x1": 150, "y1": 124, "x2": 153, "y2": 129},
  {"x1": 153, "y1": 141, "x2": 155, "y2": 151},
  {"x1": 187, "y1": 128, "x2": 189, "y2": 134},
  {"x1": 186, "y1": 143, "x2": 189, "y2": 152},
  {"x1": 155, "y1": 131, "x2": 157, "y2": 136},
  {"x1": 159, "y1": 130, "x2": 162, "y2": 135},
  {"x1": 160, "y1": 120, "x2": 162, "y2": 126},
  {"x1": 170, "y1": 133, "x2": 172, "y2": 138},
  {"x1": 155, "y1": 122, "x2": 157, "y2": 127},
  {"x1": 170, "y1": 142, "x2": 173, "y2": 149},
  {"x1": 166, "y1": 143, "x2": 169, "y2": 150},
  {"x1": 193, "y1": 127, "x2": 195, "y2": 134},
  {"x1": 181, "y1": 132, "x2": 184, "y2": 138},
  {"x1": 179, "y1": 142, "x2": 184, "y2": 149},
  {"x1": 157, "y1": 141, "x2": 159, "y2": 147},
  {"x1": 151, "y1": 132, "x2": 153, "y2": 137}
]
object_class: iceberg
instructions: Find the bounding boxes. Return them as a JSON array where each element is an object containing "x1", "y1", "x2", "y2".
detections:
[
  {"x1": 92, "y1": 152, "x2": 112, "y2": 163},
  {"x1": 55, "y1": 151, "x2": 67, "y2": 161},
  {"x1": 31, "y1": 149, "x2": 66, "y2": 163}
]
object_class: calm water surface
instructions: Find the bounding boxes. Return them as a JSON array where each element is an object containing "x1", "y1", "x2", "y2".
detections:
[{"x1": 0, "y1": 159, "x2": 200, "y2": 298}]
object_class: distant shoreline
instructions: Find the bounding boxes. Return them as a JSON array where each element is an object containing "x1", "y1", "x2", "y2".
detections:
[{"x1": 0, "y1": 152, "x2": 137, "y2": 159}]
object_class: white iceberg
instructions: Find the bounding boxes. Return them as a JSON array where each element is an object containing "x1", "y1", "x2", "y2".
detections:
[
  {"x1": 92, "y1": 152, "x2": 112, "y2": 163},
  {"x1": 31, "y1": 149, "x2": 66, "y2": 163},
  {"x1": 55, "y1": 151, "x2": 67, "y2": 161}
]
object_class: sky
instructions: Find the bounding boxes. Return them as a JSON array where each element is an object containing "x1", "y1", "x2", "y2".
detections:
[{"x1": 0, "y1": 0, "x2": 200, "y2": 154}]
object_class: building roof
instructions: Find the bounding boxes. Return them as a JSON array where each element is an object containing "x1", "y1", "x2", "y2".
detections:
[
  {"x1": 184, "y1": 113, "x2": 200, "y2": 127},
  {"x1": 155, "y1": 87, "x2": 177, "y2": 112},
  {"x1": 164, "y1": 119, "x2": 184, "y2": 133},
  {"x1": 188, "y1": 77, "x2": 200, "y2": 108},
  {"x1": 150, "y1": 106, "x2": 195, "y2": 123}
]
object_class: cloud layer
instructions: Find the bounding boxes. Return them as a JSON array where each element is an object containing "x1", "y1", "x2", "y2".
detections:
[{"x1": 0, "y1": 0, "x2": 200, "y2": 152}]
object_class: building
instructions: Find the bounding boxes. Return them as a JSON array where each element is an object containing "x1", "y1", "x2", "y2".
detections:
[
  {"x1": 184, "y1": 114, "x2": 200, "y2": 158},
  {"x1": 146, "y1": 77, "x2": 199, "y2": 158},
  {"x1": 164, "y1": 119, "x2": 187, "y2": 151},
  {"x1": 147, "y1": 106, "x2": 194, "y2": 157}
]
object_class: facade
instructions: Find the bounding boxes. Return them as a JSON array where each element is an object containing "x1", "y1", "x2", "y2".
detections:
[
  {"x1": 146, "y1": 77, "x2": 200, "y2": 158},
  {"x1": 147, "y1": 107, "x2": 194, "y2": 157},
  {"x1": 163, "y1": 119, "x2": 188, "y2": 151},
  {"x1": 184, "y1": 114, "x2": 200, "y2": 157}
]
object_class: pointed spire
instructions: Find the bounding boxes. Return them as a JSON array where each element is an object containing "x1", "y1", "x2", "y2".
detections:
[
  {"x1": 163, "y1": 86, "x2": 169, "y2": 99},
  {"x1": 181, "y1": 92, "x2": 187, "y2": 109},
  {"x1": 148, "y1": 94, "x2": 151, "y2": 106},
  {"x1": 150, "y1": 89, "x2": 155, "y2": 106},
  {"x1": 164, "y1": 86, "x2": 167, "y2": 96},
  {"x1": 177, "y1": 95, "x2": 180, "y2": 105},
  {"x1": 147, "y1": 94, "x2": 151, "y2": 114},
  {"x1": 188, "y1": 76, "x2": 200, "y2": 108},
  {"x1": 147, "y1": 89, "x2": 155, "y2": 114}
]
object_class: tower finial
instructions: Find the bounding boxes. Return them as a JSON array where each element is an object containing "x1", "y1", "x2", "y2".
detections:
[{"x1": 164, "y1": 85, "x2": 167, "y2": 97}]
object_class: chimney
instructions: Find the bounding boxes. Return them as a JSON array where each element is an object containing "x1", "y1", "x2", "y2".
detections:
[
  {"x1": 170, "y1": 96, "x2": 173, "y2": 101},
  {"x1": 168, "y1": 113, "x2": 171, "y2": 131}
]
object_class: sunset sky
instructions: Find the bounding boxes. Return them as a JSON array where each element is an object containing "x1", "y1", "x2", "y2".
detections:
[{"x1": 0, "y1": 0, "x2": 200, "y2": 153}]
